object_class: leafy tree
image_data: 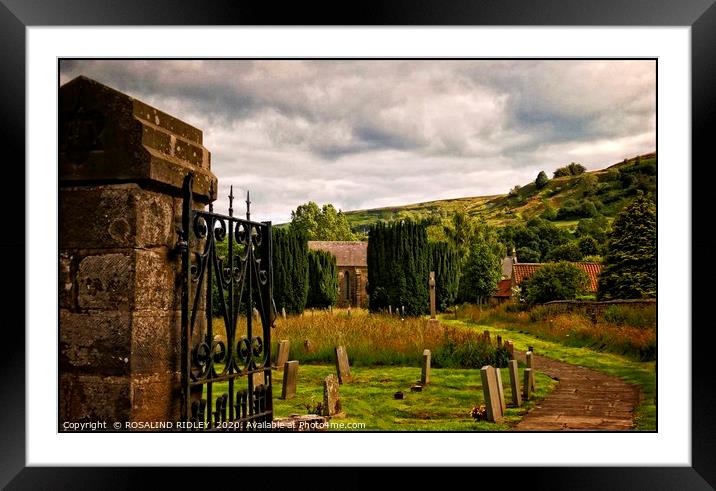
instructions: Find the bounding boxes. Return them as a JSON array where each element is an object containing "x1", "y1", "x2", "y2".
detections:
[
  {"x1": 540, "y1": 203, "x2": 557, "y2": 221},
  {"x1": 523, "y1": 262, "x2": 590, "y2": 304},
  {"x1": 429, "y1": 241, "x2": 461, "y2": 311},
  {"x1": 576, "y1": 216, "x2": 610, "y2": 243},
  {"x1": 597, "y1": 193, "x2": 656, "y2": 299},
  {"x1": 553, "y1": 162, "x2": 587, "y2": 178},
  {"x1": 290, "y1": 201, "x2": 356, "y2": 241},
  {"x1": 516, "y1": 246, "x2": 541, "y2": 263},
  {"x1": 306, "y1": 249, "x2": 339, "y2": 308},
  {"x1": 546, "y1": 241, "x2": 583, "y2": 262},
  {"x1": 581, "y1": 174, "x2": 599, "y2": 195},
  {"x1": 442, "y1": 211, "x2": 478, "y2": 261},
  {"x1": 535, "y1": 171, "x2": 549, "y2": 189},
  {"x1": 508, "y1": 184, "x2": 522, "y2": 197},
  {"x1": 461, "y1": 239, "x2": 502, "y2": 304},
  {"x1": 578, "y1": 236, "x2": 600, "y2": 257}
]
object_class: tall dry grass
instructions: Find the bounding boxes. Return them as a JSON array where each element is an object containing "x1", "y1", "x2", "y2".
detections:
[
  {"x1": 457, "y1": 302, "x2": 656, "y2": 361},
  {"x1": 212, "y1": 308, "x2": 506, "y2": 367}
]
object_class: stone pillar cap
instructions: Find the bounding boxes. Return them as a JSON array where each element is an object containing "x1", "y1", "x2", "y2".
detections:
[{"x1": 60, "y1": 76, "x2": 217, "y2": 202}]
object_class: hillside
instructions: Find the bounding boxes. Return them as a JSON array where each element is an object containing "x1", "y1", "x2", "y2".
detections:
[{"x1": 345, "y1": 153, "x2": 656, "y2": 233}]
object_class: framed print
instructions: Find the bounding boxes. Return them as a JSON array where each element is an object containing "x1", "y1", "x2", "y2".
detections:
[{"x1": 3, "y1": 0, "x2": 714, "y2": 488}]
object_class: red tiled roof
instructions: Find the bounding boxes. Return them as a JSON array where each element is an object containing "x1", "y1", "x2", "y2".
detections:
[
  {"x1": 495, "y1": 279, "x2": 512, "y2": 297},
  {"x1": 307, "y1": 241, "x2": 367, "y2": 267},
  {"x1": 512, "y1": 262, "x2": 602, "y2": 292}
]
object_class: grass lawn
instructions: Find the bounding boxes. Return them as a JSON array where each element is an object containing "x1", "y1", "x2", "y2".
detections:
[
  {"x1": 444, "y1": 319, "x2": 656, "y2": 431},
  {"x1": 211, "y1": 364, "x2": 556, "y2": 431}
]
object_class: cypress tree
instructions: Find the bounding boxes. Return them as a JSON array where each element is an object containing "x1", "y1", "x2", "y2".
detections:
[
  {"x1": 306, "y1": 249, "x2": 339, "y2": 308},
  {"x1": 429, "y1": 241, "x2": 461, "y2": 311},
  {"x1": 272, "y1": 227, "x2": 309, "y2": 314},
  {"x1": 367, "y1": 220, "x2": 429, "y2": 315}
]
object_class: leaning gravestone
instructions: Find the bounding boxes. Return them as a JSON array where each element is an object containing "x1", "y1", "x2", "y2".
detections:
[
  {"x1": 281, "y1": 360, "x2": 299, "y2": 399},
  {"x1": 421, "y1": 349, "x2": 431, "y2": 385},
  {"x1": 480, "y1": 365, "x2": 504, "y2": 423},
  {"x1": 523, "y1": 368, "x2": 534, "y2": 400},
  {"x1": 493, "y1": 366, "x2": 507, "y2": 414},
  {"x1": 276, "y1": 340, "x2": 290, "y2": 370},
  {"x1": 322, "y1": 374, "x2": 343, "y2": 417},
  {"x1": 508, "y1": 360, "x2": 522, "y2": 407},
  {"x1": 335, "y1": 345, "x2": 352, "y2": 384}
]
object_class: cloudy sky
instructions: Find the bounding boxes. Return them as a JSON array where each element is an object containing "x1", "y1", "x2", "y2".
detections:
[{"x1": 60, "y1": 60, "x2": 655, "y2": 224}]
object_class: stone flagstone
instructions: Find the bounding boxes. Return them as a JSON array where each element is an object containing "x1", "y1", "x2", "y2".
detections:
[
  {"x1": 335, "y1": 345, "x2": 352, "y2": 384},
  {"x1": 421, "y1": 349, "x2": 431, "y2": 385},
  {"x1": 480, "y1": 365, "x2": 503, "y2": 423},
  {"x1": 508, "y1": 360, "x2": 522, "y2": 407},
  {"x1": 280, "y1": 360, "x2": 299, "y2": 399}
]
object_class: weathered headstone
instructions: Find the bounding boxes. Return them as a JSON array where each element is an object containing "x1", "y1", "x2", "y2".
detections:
[
  {"x1": 335, "y1": 345, "x2": 352, "y2": 384},
  {"x1": 322, "y1": 374, "x2": 342, "y2": 417},
  {"x1": 523, "y1": 368, "x2": 534, "y2": 400},
  {"x1": 388, "y1": 305, "x2": 392, "y2": 315},
  {"x1": 480, "y1": 365, "x2": 504, "y2": 423},
  {"x1": 276, "y1": 339, "x2": 290, "y2": 369},
  {"x1": 493, "y1": 366, "x2": 507, "y2": 414},
  {"x1": 483, "y1": 330, "x2": 491, "y2": 345},
  {"x1": 280, "y1": 360, "x2": 299, "y2": 399},
  {"x1": 429, "y1": 271, "x2": 437, "y2": 320},
  {"x1": 526, "y1": 351, "x2": 535, "y2": 391},
  {"x1": 496, "y1": 335, "x2": 502, "y2": 349},
  {"x1": 303, "y1": 339, "x2": 314, "y2": 352},
  {"x1": 281, "y1": 307, "x2": 286, "y2": 320},
  {"x1": 421, "y1": 349, "x2": 431, "y2": 385},
  {"x1": 506, "y1": 341, "x2": 515, "y2": 360},
  {"x1": 508, "y1": 360, "x2": 522, "y2": 407}
]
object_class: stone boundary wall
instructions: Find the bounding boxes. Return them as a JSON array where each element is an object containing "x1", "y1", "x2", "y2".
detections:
[{"x1": 541, "y1": 299, "x2": 656, "y2": 318}]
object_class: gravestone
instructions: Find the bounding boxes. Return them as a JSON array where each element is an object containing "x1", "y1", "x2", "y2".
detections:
[
  {"x1": 303, "y1": 339, "x2": 314, "y2": 353},
  {"x1": 523, "y1": 368, "x2": 534, "y2": 400},
  {"x1": 506, "y1": 341, "x2": 515, "y2": 360},
  {"x1": 388, "y1": 305, "x2": 392, "y2": 315},
  {"x1": 493, "y1": 366, "x2": 507, "y2": 414},
  {"x1": 276, "y1": 340, "x2": 290, "y2": 370},
  {"x1": 483, "y1": 330, "x2": 491, "y2": 345},
  {"x1": 280, "y1": 360, "x2": 299, "y2": 399},
  {"x1": 480, "y1": 365, "x2": 503, "y2": 423},
  {"x1": 281, "y1": 307, "x2": 286, "y2": 320},
  {"x1": 253, "y1": 307, "x2": 260, "y2": 322},
  {"x1": 429, "y1": 271, "x2": 437, "y2": 320},
  {"x1": 59, "y1": 76, "x2": 217, "y2": 425},
  {"x1": 508, "y1": 360, "x2": 522, "y2": 407},
  {"x1": 421, "y1": 349, "x2": 431, "y2": 385},
  {"x1": 322, "y1": 374, "x2": 342, "y2": 417},
  {"x1": 335, "y1": 345, "x2": 352, "y2": 384},
  {"x1": 526, "y1": 351, "x2": 535, "y2": 391},
  {"x1": 497, "y1": 335, "x2": 502, "y2": 349}
]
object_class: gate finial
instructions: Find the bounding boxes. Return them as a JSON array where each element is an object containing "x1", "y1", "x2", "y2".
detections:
[
  {"x1": 228, "y1": 185, "x2": 234, "y2": 217},
  {"x1": 246, "y1": 190, "x2": 251, "y2": 221}
]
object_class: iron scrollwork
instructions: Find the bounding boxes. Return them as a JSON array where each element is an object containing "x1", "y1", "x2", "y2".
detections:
[{"x1": 179, "y1": 174, "x2": 274, "y2": 430}]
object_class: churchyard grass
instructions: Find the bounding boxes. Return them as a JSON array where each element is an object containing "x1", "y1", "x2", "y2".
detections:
[
  {"x1": 210, "y1": 364, "x2": 556, "y2": 430},
  {"x1": 446, "y1": 319, "x2": 656, "y2": 431}
]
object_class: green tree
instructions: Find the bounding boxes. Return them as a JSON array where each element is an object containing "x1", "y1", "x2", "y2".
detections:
[
  {"x1": 272, "y1": 227, "x2": 309, "y2": 314},
  {"x1": 367, "y1": 220, "x2": 430, "y2": 315},
  {"x1": 598, "y1": 194, "x2": 656, "y2": 299},
  {"x1": 546, "y1": 241, "x2": 583, "y2": 262},
  {"x1": 535, "y1": 171, "x2": 549, "y2": 189},
  {"x1": 443, "y1": 211, "x2": 478, "y2": 260},
  {"x1": 516, "y1": 246, "x2": 540, "y2": 263},
  {"x1": 553, "y1": 162, "x2": 586, "y2": 178},
  {"x1": 578, "y1": 236, "x2": 600, "y2": 257},
  {"x1": 523, "y1": 262, "x2": 590, "y2": 304},
  {"x1": 429, "y1": 241, "x2": 461, "y2": 311},
  {"x1": 461, "y1": 239, "x2": 502, "y2": 304},
  {"x1": 290, "y1": 201, "x2": 356, "y2": 240},
  {"x1": 306, "y1": 249, "x2": 339, "y2": 308}
]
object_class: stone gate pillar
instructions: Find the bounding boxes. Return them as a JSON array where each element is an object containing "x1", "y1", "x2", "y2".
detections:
[{"x1": 59, "y1": 76, "x2": 217, "y2": 427}]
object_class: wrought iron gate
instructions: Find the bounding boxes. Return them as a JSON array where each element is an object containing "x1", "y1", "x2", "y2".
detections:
[{"x1": 178, "y1": 174, "x2": 274, "y2": 430}]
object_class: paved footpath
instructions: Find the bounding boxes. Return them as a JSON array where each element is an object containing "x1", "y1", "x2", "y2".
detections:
[{"x1": 514, "y1": 351, "x2": 640, "y2": 431}]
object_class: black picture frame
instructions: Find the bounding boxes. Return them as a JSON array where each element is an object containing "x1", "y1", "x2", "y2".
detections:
[{"x1": 3, "y1": 1, "x2": 713, "y2": 488}]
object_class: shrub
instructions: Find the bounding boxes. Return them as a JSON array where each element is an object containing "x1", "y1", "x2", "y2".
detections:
[
  {"x1": 546, "y1": 241, "x2": 583, "y2": 262},
  {"x1": 535, "y1": 171, "x2": 549, "y2": 189},
  {"x1": 554, "y1": 162, "x2": 587, "y2": 178}
]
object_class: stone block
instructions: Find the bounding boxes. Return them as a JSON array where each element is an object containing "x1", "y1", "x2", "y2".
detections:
[
  {"x1": 523, "y1": 368, "x2": 534, "y2": 400},
  {"x1": 494, "y1": 366, "x2": 507, "y2": 414},
  {"x1": 421, "y1": 349, "x2": 431, "y2": 385},
  {"x1": 480, "y1": 365, "x2": 503, "y2": 423},
  {"x1": 133, "y1": 249, "x2": 179, "y2": 311},
  {"x1": 335, "y1": 345, "x2": 352, "y2": 384},
  {"x1": 322, "y1": 374, "x2": 342, "y2": 417},
  {"x1": 77, "y1": 253, "x2": 132, "y2": 310},
  {"x1": 130, "y1": 311, "x2": 181, "y2": 374},
  {"x1": 276, "y1": 340, "x2": 290, "y2": 369},
  {"x1": 59, "y1": 310, "x2": 131, "y2": 375}
]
